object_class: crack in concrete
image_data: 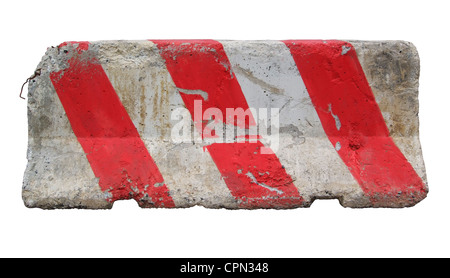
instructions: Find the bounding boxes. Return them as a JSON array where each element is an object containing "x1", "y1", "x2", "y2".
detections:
[
  {"x1": 245, "y1": 171, "x2": 284, "y2": 195},
  {"x1": 233, "y1": 65, "x2": 285, "y2": 95}
]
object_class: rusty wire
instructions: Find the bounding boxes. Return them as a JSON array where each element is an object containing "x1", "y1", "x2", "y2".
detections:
[{"x1": 20, "y1": 69, "x2": 41, "y2": 99}]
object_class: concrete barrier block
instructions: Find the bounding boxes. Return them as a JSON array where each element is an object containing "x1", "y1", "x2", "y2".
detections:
[{"x1": 22, "y1": 40, "x2": 428, "y2": 209}]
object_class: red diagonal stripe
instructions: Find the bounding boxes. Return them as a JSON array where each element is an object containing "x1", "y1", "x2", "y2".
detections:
[
  {"x1": 153, "y1": 40, "x2": 304, "y2": 208},
  {"x1": 50, "y1": 41, "x2": 175, "y2": 208},
  {"x1": 284, "y1": 40, "x2": 427, "y2": 205}
]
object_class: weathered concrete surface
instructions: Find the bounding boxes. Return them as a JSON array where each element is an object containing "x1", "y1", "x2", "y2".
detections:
[{"x1": 22, "y1": 40, "x2": 428, "y2": 209}]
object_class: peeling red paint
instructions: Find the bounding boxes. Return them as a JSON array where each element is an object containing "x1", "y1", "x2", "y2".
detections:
[{"x1": 207, "y1": 142, "x2": 303, "y2": 208}]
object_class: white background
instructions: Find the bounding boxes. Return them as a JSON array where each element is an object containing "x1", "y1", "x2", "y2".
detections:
[{"x1": 1, "y1": 0, "x2": 449, "y2": 258}]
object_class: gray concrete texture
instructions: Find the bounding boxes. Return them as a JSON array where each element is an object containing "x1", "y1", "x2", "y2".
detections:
[{"x1": 22, "y1": 40, "x2": 428, "y2": 209}]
